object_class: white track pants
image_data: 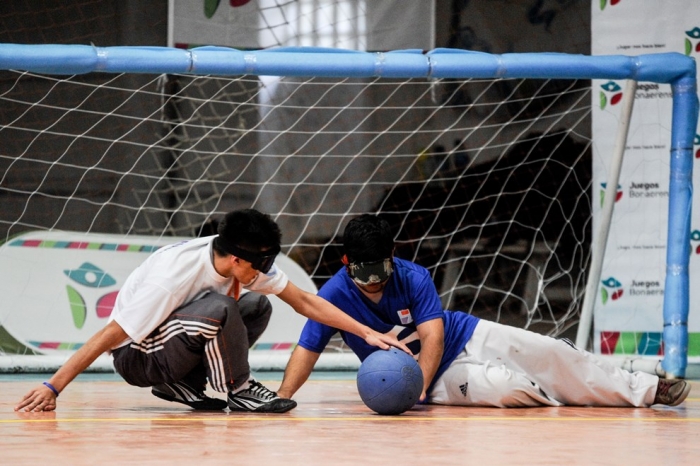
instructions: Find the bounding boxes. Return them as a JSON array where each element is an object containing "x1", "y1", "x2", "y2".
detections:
[{"x1": 428, "y1": 320, "x2": 659, "y2": 407}]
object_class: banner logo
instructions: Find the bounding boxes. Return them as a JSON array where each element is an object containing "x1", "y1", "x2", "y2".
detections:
[
  {"x1": 628, "y1": 181, "x2": 668, "y2": 200},
  {"x1": 204, "y1": 0, "x2": 251, "y2": 18},
  {"x1": 599, "y1": 0, "x2": 621, "y2": 11},
  {"x1": 601, "y1": 276, "x2": 623, "y2": 304},
  {"x1": 64, "y1": 262, "x2": 116, "y2": 288},
  {"x1": 599, "y1": 182, "x2": 623, "y2": 207},
  {"x1": 685, "y1": 27, "x2": 700, "y2": 56},
  {"x1": 599, "y1": 81, "x2": 622, "y2": 110},
  {"x1": 629, "y1": 280, "x2": 663, "y2": 297},
  {"x1": 64, "y1": 262, "x2": 119, "y2": 329},
  {"x1": 691, "y1": 230, "x2": 700, "y2": 255}
]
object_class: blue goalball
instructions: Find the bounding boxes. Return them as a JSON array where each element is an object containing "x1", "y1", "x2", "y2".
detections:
[{"x1": 356, "y1": 348, "x2": 424, "y2": 415}]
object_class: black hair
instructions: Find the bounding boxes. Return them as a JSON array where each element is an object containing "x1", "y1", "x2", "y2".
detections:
[
  {"x1": 213, "y1": 209, "x2": 282, "y2": 256},
  {"x1": 342, "y1": 214, "x2": 394, "y2": 263}
]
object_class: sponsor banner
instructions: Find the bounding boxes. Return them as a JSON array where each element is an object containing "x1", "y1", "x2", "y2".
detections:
[
  {"x1": 171, "y1": 0, "x2": 434, "y2": 51},
  {"x1": 0, "y1": 231, "x2": 314, "y2": 355},
  {"x1": 591, "y1": 0, "x2": 700, "y2": 355}
]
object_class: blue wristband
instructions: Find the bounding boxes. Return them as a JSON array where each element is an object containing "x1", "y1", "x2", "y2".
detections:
[{"x1": 43, "y1": 381, "x2": 59, "y2": 397}]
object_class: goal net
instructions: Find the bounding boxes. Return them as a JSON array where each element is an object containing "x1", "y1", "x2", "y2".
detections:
[{"x1": 0, "y1": 45, "x2": 696, "y2": 377}]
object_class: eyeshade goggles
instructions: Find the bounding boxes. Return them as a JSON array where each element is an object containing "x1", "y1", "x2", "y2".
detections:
[
  {"x1": 227, "y1": 244, "x2": 280, "y2": 273},
  {"x1": 346, "y1": 257, "x2": 394, "y2": 285}
]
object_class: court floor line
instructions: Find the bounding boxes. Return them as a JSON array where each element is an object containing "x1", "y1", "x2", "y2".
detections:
[{"x1": 3, "y1": 415, "x2": 700, "y2": 423}]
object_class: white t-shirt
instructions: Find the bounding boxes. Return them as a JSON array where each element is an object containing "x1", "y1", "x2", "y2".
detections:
[{"x1": 109, "y1": 236, "x2": 289, "y2": 348}]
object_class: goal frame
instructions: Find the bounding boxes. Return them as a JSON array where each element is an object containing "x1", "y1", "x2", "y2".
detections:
[{"x1": 0, "y1": 44, "x2": 697, "y2": 377}]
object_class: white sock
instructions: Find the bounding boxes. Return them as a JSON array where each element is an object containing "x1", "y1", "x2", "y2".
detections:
[{"x1": 230, "y1": 378, "x2": 253, "y2": 395}]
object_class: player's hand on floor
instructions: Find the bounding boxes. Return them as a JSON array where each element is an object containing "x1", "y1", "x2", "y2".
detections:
[{"x1": 15, "y1": 385, "x2": 57, "y2": 412}]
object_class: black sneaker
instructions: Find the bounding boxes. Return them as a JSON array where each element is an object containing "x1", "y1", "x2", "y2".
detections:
[
  {"x1": 152, "y1": 381, "x2": 228, "y2": 411},
  {"x1": 653, "y1": 378, "x2": 691, "y2": 406},
  {"x1": 227, "y1": 379, "x2": 297, "y2": 413}
]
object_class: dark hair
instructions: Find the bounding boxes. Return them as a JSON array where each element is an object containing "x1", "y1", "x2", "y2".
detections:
[
  {"x1": 343, "y1": 214, "x2": 394, "y2": 263},
  {"x1": 213, "y1": 209, "x2": 282, "y2": 255}
]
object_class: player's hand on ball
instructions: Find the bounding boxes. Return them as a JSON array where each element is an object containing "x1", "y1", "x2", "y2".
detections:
[
  {"x1": 15, "y1": 385, "x2": 57, "y2": 412},
  {"x1": 365, "y1": 331, "x2": 412, "y2": 355}
]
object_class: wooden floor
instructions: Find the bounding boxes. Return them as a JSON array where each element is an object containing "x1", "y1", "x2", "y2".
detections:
[{"x1": 1, "y1": 374, "x2": 699, "y2": 465}]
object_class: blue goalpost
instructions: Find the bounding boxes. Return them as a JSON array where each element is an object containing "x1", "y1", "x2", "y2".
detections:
[{"x1": 0, "y1": 44, "x2": 696, "y2": 377}]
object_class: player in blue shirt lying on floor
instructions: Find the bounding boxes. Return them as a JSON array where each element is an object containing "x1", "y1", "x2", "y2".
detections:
[{"x1": 277, "y1": 214, "x2": 691, "y2": 408}]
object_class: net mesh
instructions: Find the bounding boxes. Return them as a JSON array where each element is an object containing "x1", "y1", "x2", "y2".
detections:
[{"x1": 1, "y1": 69, "x2": 593, "y2": 360}]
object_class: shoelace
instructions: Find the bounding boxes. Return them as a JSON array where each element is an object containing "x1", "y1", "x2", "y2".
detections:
[
  {"x1": 657, "y1": 381, "x2": 672, "y2": 396},
  {"x1": 248, "y1": 381, "x2": 276, "y2": 401}
]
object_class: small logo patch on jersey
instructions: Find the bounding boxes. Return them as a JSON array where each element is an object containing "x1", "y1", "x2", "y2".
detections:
[
  {"x1": 459, "y1": 382, "x2": 468, "y2": 397},
  {"x1": 397, "y1": 309, "x2": 413, "y2": 325}
]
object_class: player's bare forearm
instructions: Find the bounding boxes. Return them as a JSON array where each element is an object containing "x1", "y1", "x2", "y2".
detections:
[
  {"x1": 278, "y1": 283, "x2": 411, "y2": 354},
  {"x1": 278, "y1": 283, "x2": 370, "y2": 336},
  {"x1": 277, "y1": 346, "x2": 321, "y2": 398},
  {"x1": 416, "y1": 318, "x2": 444, "y2": 400},
  {"x1": 14, "y1": 320, "x2": 128, "y2": 412}
]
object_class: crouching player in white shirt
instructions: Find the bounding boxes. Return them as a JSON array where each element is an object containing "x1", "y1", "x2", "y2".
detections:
[{"x1": 16, "y1": 209, "x2": 409, "y2": 413}]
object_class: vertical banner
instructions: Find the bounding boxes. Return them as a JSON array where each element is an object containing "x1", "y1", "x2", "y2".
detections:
[{"x1": 591, "y1": 0, "x2": 700, "y2": 360}]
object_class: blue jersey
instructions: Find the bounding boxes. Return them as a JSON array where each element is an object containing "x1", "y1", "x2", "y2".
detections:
[{"x1": 297, "y1": 257, "x2": 479, "y2": 390}]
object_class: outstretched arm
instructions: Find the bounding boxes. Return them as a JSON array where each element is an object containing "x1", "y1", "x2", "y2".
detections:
[
  {"x1": 277, "y1": 345, "x2": 321, "y2": 399},
  {"x1": 15, "y1": 320, "x2": 129, "y2": 412},
  {"x1": 415, "y1": 317, "x2": 444, "y2": 402},
  {"x1": 277, "y1": 282, "x2": 411, "y2": 354}
]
